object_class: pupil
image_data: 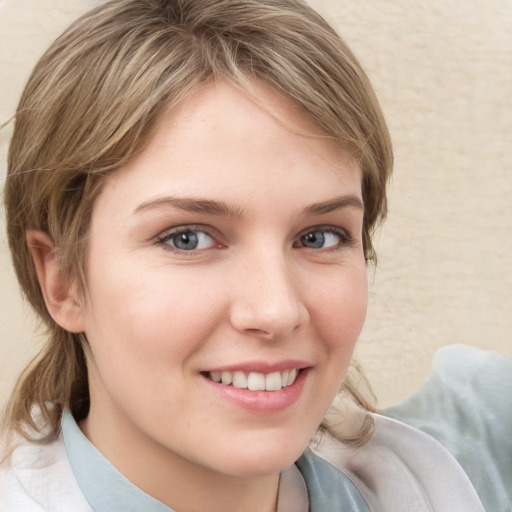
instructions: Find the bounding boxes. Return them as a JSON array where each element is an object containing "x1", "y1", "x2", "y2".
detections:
[
  {"x1": 174, "y1": 232, "x2": 198, "y2": 250},
  {"x1": 303, "y1": 232, "x2": 324, "y2": 248}
]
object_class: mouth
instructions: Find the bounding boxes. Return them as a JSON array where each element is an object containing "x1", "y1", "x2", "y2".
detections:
[
  {"x1": 202, "y1": 368, "x2": 302, "y2": 392},
  {"x1": 200, "y1": 364, "x2": 310, "y2": 413}
]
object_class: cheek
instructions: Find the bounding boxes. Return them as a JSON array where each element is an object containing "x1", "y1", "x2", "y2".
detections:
[
  {"x1": 82, "y1": 263, "x2": 225, "y2": 368},
  {"x1": 311, "y1": 264, "x2": 368, "y2": 358},
  {"x1": 80, "y1": 269, "x2": 226, "y2": 421},
  {"x1": 298, "y1": 264, "x2": 367, "y2": 429}
]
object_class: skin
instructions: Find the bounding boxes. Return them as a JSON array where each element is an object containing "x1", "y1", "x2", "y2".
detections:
[{"x1": 31, "y1": 80, "x2": 368, "y2": 512}]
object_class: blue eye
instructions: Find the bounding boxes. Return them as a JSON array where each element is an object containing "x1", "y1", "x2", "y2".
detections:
[
  {"x1": 298, "y1": 229, "x2": 350, "y2": 249},
  {"x1": 159, "y1": 229, "x2": 216, "y2": 251}
]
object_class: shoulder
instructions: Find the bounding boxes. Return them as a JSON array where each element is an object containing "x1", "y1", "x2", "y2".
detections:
[
  {"x1": 384, "y1": 344, "x2": 512, "y2": 437},
  {"x1": 311, "y1": 411, "x2": 485, "y2": 512},
  {"x1": 383, "y1": 344, "x2": 512, "y2": 512},
  {"x1": 0, "y1": 431, "x2": 92, "y2": 512}
]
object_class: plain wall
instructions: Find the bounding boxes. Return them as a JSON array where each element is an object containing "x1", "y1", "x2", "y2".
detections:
[{"x1": 1, "y1": 0, "x2": 511, "y2": 409}]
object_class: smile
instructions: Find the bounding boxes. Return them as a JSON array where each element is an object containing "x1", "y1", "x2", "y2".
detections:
[{"x1": 205, "y1": 369, "x2": 299, "y2": 391}]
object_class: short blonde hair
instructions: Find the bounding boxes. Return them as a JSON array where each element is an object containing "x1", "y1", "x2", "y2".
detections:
[{"x1": 4, "y1": 0, "x2": 391, "y2": 444}]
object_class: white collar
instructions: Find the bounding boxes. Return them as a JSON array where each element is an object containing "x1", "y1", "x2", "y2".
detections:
[{"x1": 312, "y1": 412, "x2": 485, "y2": 512}]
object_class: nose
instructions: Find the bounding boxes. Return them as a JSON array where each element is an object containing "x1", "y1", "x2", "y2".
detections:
[{"x1": 228, "y1": 251, "x2": 309, "y2": 341}]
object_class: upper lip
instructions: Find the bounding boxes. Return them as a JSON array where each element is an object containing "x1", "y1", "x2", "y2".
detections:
[{"x1": 203, "y1": 359, "x2": 311, "y2": 374}]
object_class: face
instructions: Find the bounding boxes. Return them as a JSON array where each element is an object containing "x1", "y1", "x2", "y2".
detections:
[{"x1": 76, "y1": 81, "x2": 367, "y2": 487}]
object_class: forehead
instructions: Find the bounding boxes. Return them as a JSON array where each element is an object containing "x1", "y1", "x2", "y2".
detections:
[{"x1": 95, "y1": 80, "x2": 361, "y2": 217}]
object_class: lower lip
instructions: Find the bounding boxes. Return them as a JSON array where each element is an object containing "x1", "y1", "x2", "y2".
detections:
[{"x1": 201, "y1": 369, "x2": 309, "y2": 413}]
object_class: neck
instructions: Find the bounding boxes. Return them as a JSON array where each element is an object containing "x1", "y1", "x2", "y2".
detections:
[{"x1": 80, "y1": 404, "x2": 281, "y2": 512}]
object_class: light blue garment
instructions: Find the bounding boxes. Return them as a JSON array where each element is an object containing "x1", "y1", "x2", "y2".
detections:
[
  {"x1": 62, "y1": 411, "x2": 171, "y2": 512},
  {"x1": 383, "y1": 344, "x2": 512, "y2": 512},
  {"x1": 295, "y1": 452, "x2": 371, "y2": 511},
  {"x1": 61, "y1": 411, "x2": 371, "y2": 511}
]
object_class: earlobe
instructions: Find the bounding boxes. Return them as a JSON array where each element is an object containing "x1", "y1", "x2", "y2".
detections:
[{"x1": 26, "y1": 231, "x2": 85, "y2": 333}]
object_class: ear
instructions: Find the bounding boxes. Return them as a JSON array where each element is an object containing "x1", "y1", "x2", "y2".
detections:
[{"x1": 26, "y1": 231, "x2": 85, "y2": 333}]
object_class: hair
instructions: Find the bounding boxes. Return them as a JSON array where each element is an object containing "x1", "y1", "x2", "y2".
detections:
[{"x1": 3, "y1": 0, "x2": 391, "y2": 446}]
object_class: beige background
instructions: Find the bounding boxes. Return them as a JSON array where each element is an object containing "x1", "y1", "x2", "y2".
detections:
[{"x1": 1, "y1": 0, "x2": 511, "y2": 409}]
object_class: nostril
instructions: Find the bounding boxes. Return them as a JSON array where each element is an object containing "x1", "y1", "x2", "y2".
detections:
[{"x1": 245, "y1": 328, "x2": 276, "y2": 340}]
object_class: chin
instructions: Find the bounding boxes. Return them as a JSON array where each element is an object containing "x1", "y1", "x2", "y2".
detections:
[{"x1": 212, "y1": 432, "x2": 312, "y2": 477}]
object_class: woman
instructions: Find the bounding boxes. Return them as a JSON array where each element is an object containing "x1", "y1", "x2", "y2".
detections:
[{"x1": 0, "y1": 0, "x2": 509, "y2": 510}]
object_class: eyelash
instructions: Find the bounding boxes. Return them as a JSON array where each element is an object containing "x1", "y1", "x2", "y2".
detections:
[
  {"x1": 156, "y1": 225, "x2": 219, "y2": 253},
  {"x1": 155, "y1": 225, "x2": 355, "y2": 253},
  {"x1": 294, "y1": 226, "x2": 355, "y2": 251}
]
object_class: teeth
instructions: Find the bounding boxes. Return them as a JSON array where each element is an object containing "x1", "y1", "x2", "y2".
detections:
[
  {"x1": 208, "y1": 369, "x2": 300, "y2": 391},
  {"x1": 232, "y1": 371, "x2": 247, "y2": 389},
  {"x1": 221, "y1": 372, "x2": 232, "y2": 385},
  {"x1": 287, "y1": 369, "x2": 297, "y2": 386},
  {"x1": 247, "y1": 372, "x2": 266, "y2": 391},
  {"x1": 265, "y1": 371, "x2": 282, "y2": 391}
]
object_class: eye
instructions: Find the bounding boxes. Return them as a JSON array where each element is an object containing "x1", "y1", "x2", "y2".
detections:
[
  {"x1": 295, "y1": 228, "x2": 352, "y2": 250},
  {"x1": 158, "y1": 227, "x2": 217, "y2": 252}
]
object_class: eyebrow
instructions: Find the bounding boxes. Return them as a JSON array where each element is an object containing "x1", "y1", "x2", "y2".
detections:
[
  {"x1": 133, "y1": 197, "x2": 244, "y2": 218},
  {"x1": 302, "y1": 194, "x2": 364, "y2": 215},
  {"x1": 132, "y1": 194, "x2": 363, "y2": 218}
]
